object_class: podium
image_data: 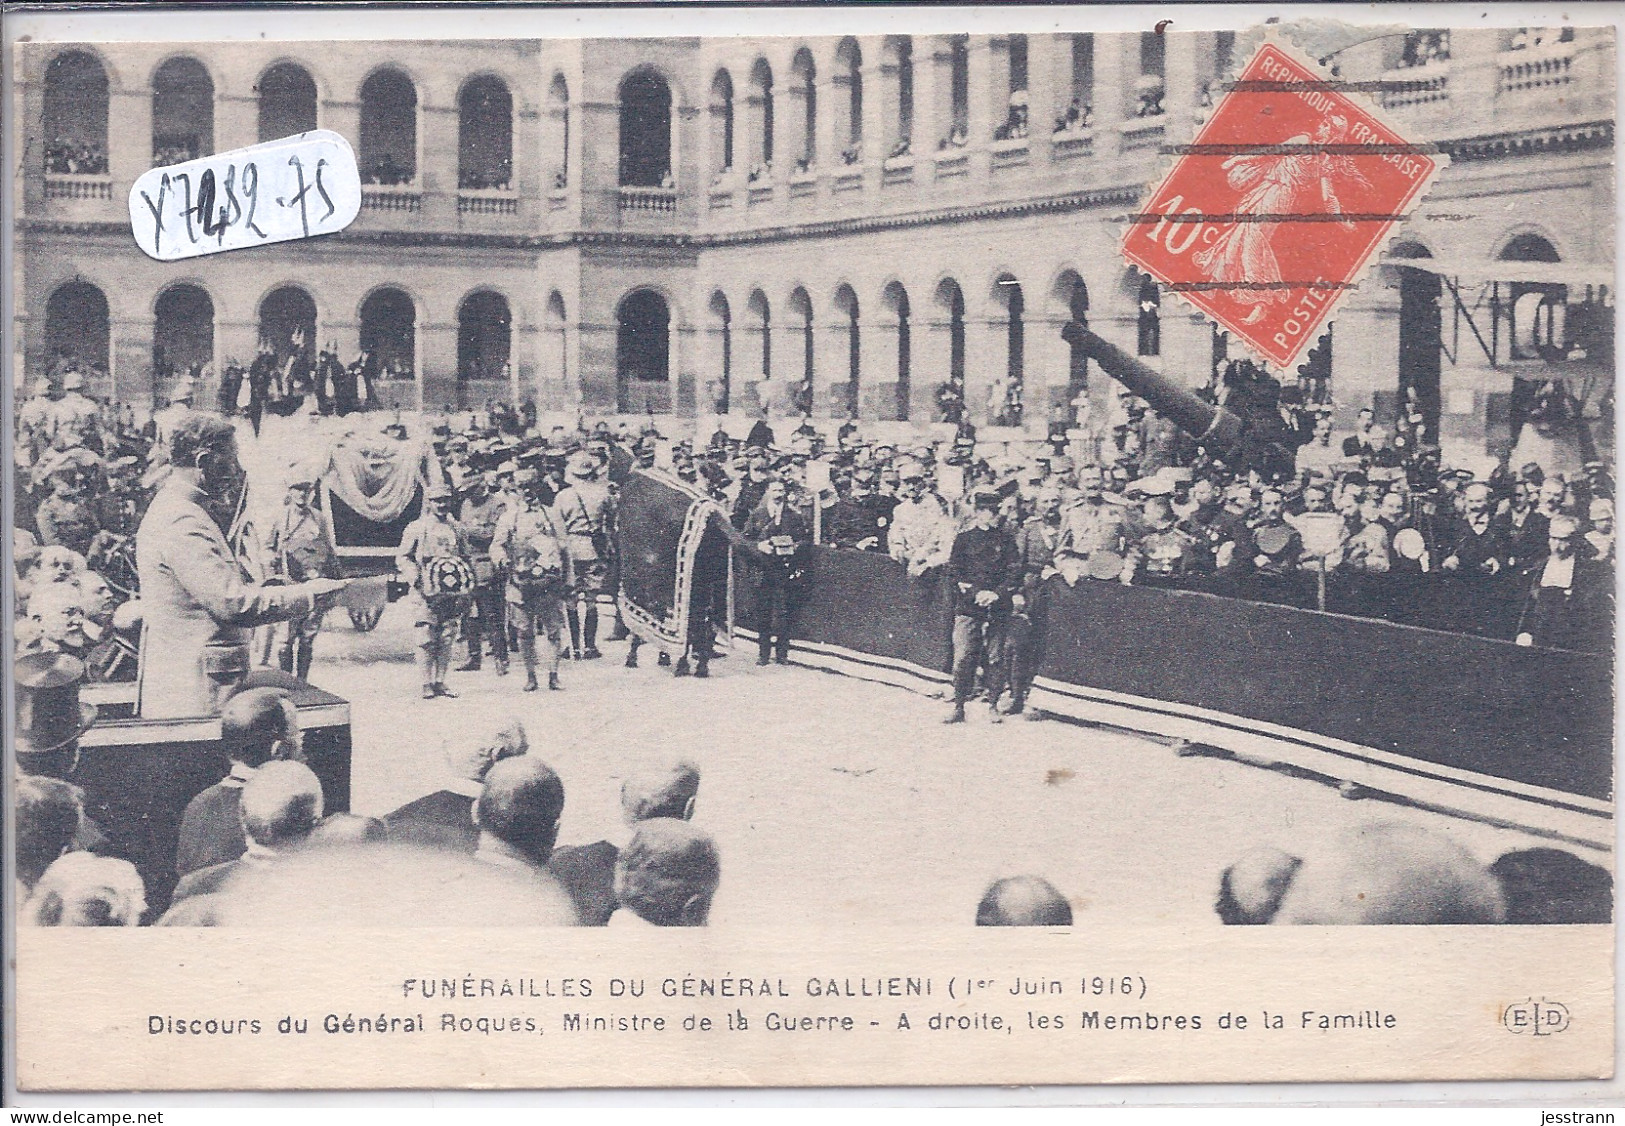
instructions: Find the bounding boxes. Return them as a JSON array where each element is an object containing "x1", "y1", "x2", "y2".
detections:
[{"x1": 76, "y1": 673, "x2": 353, "y2": 917}]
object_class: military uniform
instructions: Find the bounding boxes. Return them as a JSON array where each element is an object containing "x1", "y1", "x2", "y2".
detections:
[
  {"x1": 397, "y1": 504, "x2": 471, "y2": 696},
  {"x1": 265, "y1": 499, "x2": 339, "y2": 680},
  {"x1": 555, "y1": 473, "x2": 615, "y2": 658},
  {"x1": 492, "y1": 499, "x2": 572, "y2": 690},
  {"x1": 456, "y1": 488, "x2": 511, "y2": 672}
]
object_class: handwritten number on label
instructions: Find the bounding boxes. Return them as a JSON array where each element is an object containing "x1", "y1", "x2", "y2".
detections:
[
  {"x1": 173, "y1": 171, "x2": 196, "y2": 244},
  {"x1": 242, "y1": 162, "x2": 266, "y2": 238},
  {"x1": 196, "y1": 168, "x2": 219, "y2": 238}
]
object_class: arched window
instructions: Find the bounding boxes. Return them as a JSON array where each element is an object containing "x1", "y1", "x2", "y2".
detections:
[
  {"x1": 791, "y1": 49, "x2": 816, "y2": 172},
  {"x1": 883, "y1": 282, "x2": 911, "y2": 421},
  {"x1": 619, "y1": 71, "x2": 673, "y2": 188},
  {"x1": 258, "y1": 62, "x2": 317, "y2": 142},
  {"x1": 459, "y1": 76, "x2": 513, "y2": 190},
  {"x1": 709, "y1": 70, "x2": 735, "y2": 176},
  {"x1": 545, "y1": 291, "x2": 569, "y2": 393},
  {"x1": 1136, "y1": 274, "x2": 1161, "y2": 357},
  {"x1": 748, "y1": 59, "x2": 774, "y2": 176},
  {"x1": 152, "y1": 57, "x2": 212, "y2": 167},
  {"x1": 835, "y1": 39, "x2": 863, "y2": 164},
  {"x1": 1054, "y1": 271, "x2": 1090, "y2": 396},
  {"x1": 152, "y1": 284, "x2": 213, "y2": 382},
  {"x1": 617, "y1": 290, "x2": 671, "y2": 412},
  {"x1": 1137, "y1": 32, "x2": 1166, "y2": 118},
  {"x1": 788, "y1": 287, "x2": 814, "y2": 413},
  {"x1": 992, "y1": 275, "x2": 1024, "y2": 426},
  {"x1": 359, "y1": 288, "x2": 415, "y2": 379},
  {"x1": 43, "y1": 51, "x2": 108, "y2": 175},
  {"x1": 934, "y1": 278, "x2": 967, "y2": 423},
  {"x1": 45, "y1": 281, "x2": 110, "y2": 378},
  {"x1": 995, "y1": 36, "x2": 1030, "y2": 141},
  {"x1": 746, "y1": 289, "x2": 771, "y2": 384},
  {"x1": 546, "y1": 74, "x2": 570, "y2": 189},
  {"x1": 457, "y1": 291, "x2": 511, "y2": 391},
  {"x1": 708, "y1": 291, "x2": 732, "y2": 413},
  {"x1": 1059, "y1": 36, "x2": 1093, "y2": 133},
  {"x1": 259, "y1": 286, "x2": 317, "y2": 365},
  {"x1": 834, "y1": 285, "x2": 860, "y2": 419},
  {"x1": 359, "y1": 69, "x2": 417, "y2": 185},
  {"x1": 882, "y1": 37, "x2": 913, "y2": 157}
]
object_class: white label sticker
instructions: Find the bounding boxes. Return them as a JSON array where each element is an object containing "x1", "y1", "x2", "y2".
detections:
[{"x1": 128, "y1": 130, "x2": 361, "y2": 261}]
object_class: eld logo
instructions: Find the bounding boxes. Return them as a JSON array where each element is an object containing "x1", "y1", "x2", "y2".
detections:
[{"x1": 1503, "y1": 999, "x2": 1571, "y2": 1036}]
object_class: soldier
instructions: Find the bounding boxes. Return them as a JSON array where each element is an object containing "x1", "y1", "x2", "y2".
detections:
[
  {"x1": 264, "y1": 471, "x2": 340, "y2": 681},
  {"x1": 491, "y1": 468, "x2": 573, "y2": 692},
  {"x1": 1006, "y1": 486, "x2": 1064, "y2": 718},
  {"x1": 944, "y1": 489, "x2": 1021, "y2": 724},
  {"x1": 35, "y1": 464, "x2": 100, "y2": 558},
  {"x1": 455, "y1": 474, "x2": 511, "y2": 675},
  {"x1": 245, "y1": 343, "x2": 276, "y2": 437},
  {"x1": 397, "y1": 483, "x2": 474, "y2": 699},
  {"x1": 554, "y1": 450, "x2": 616, "y2": 660},
  {"x1": 49, "y1": 370, "x2": 102, "y2": 454}
]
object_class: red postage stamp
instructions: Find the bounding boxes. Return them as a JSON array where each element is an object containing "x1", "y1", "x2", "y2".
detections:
[{"x1": 1123, "y1": 38, "x2": 1443, "y2": 372}]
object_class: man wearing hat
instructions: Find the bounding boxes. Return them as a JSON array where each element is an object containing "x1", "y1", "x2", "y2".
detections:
[
  {"x1": 49, "y1": 369, "x2": 102, "y2": 453},
  {"x1": 944, "y1": 489, "x2": 1021, "y2": 724},
  {"x1": 136, "y1": 413, "x2": 349, "y2": 719},
  {"x1": 490, "y1": 468, "x2": 571, "y2": 691},
  {"x1": 263, "y1": 468, "x2": 341, "y2": 681},
  {"x1": 1515, "y1": 516, "x2": 1613, "y2": 652},
  {"x1": 554, "y1": 450, "x2": 616, "y2": 660},
  {"x1": 35, "y1": 461, "x2": 100, "y2": 558},
  {"x1": 398, "y1": 482, "x2": 474, "y2": 698},
  {"x1": 152, "y1": 376, "x2": 197, "y2": 452},
  {"x1": 455, "y1": 473, "x2": 512, "y2": 675}
]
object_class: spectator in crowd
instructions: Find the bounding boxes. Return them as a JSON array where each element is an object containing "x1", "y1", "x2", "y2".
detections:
[
  {"x1": 172, "y1": 760, "x2": 325, "y2": 902},
  {"x1": 472, "y1": 757, "x2": 572, "y2": 906},
  {"x1": 975, "y1": 876, "x2": 1073, "y2": 926},
  {"x1": 176, "y1": 688, "x2": 304, "y2": 878},
  {"x1": 1584, "y1": 498, "x2": 1614, "y2": 563},
  {"x1": 20, "y1": 582, "x2": 92, "y2": 662},
  {"x1": 307, "y1": 813, "x2": 389, "y2": 848},
  {"x1": 551, "y1": 760, "x2": 702, "y2": 926},
  {"x1": 1489, "y1": 848, "x2": 1613, "y2": 924},
  {"x1": 1515, "y1": 516, "x2": 1614, "y2": 651},
  {"x1": 22, "y1": 853, "x2": 146, "y2": 927},
  {"x1": 610, "y1": 819, "x2": 721, "y2": 928},
  {"x1": 945, "y1": 490, "x2": 1021, "y2": 725},
  {"x1": 384, "y1": 715, "x2": 529, "y2": 852},
  {"x1": 16, "y1": 775, "x2": 87, "y2": 900},
  {"x1": 1214, "y1": 847, "x2": 1303, "y2": 925},
  {"x1": 1268, "y1": 822, "x2": 1505, "y2": 925}
]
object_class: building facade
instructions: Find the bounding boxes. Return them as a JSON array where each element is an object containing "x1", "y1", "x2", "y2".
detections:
[{"x1": 13, "y1": 27, "x2": 1615, "y2": 458}]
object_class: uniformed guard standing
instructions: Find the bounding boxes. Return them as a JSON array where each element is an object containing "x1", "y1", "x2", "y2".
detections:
[
  {"x1": 397, "y1": 483, "x2": 474, "y2": 699},
  {"x1": 264, "y1": 470, "x2": 340, "y2": 681},
  {"x1": 491, "y1": 468, "x2": 572, "y2": 692},
  {"x1": 456, "y1": 474, "x2": 511, "y2": 675},
  {"x1": 554, "y1": 450, "x2": 616, "y2": 660}
]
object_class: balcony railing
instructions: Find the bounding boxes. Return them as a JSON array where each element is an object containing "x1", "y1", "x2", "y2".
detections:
[
  {"x1": 1379, "y1": 61, "x2": 1451, "y2": 109},
  {"x1": 44, "y1": 175, "x2": 113, "y2": 202},
  {"x1": 361, "y1": 186, "x2": 422, "y2": 213},
  {"x1": 458, "y1": 189, "x2": 519, "y2": 216},
  {"x1": 1119, "y1": 118, "x2": 1166, "y2": 153},
  {"x1": 1499, "y1": 41, "x2": 1576, "y2": 95},
  {"x1": 619, "y1": 186, "x2": 677, "y2": 214}
]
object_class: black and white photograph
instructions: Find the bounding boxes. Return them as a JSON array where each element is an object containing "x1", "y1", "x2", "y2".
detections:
[{"x1": 4, "y1": 4, "x2": 1617, "y2": 1094}]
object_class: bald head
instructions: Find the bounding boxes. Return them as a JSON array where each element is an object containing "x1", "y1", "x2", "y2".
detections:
[
  {"x1": 308, "y1": 813, "x2": 388, "y2": 849},
  {"x1": 621, "y1": 761, "x2": 701, "y2": 825},
  {"x1": 1216, "y1": 848, "x2": 1302, "y2": 925},
  {"x1": 615, "y1": 819, "x2": 721, "y2": 927},
  {"x1": 446, "y1": 715, "x2": 528, "y2": 785},
  {"x1": 476, "y1": 757, "x2": 565, "y2": 863},
  {"x1": 976, "y1": 876, "x2": 1073, "y2": 927},
  {"x1": 239, "y1": 760, "x2": 324, "y2": 850},
  {"x1": 25, "y1": 853, "x2": 146, "y2": 927},
  {"x1": 221, "y1": 688, "x2": 301, "y2": 768},
  {"x1": 1272, "y1": 823, "x2": 1505, "y2": 925}
]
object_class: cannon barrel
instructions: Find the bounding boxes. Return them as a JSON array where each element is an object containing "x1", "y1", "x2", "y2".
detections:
[{"x1": 1078, "y1": 329, "x2": 1247, "y2": 450}]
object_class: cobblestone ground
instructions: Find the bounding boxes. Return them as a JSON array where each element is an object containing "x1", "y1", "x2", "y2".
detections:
[{"x1": 305, "y1": 603, "x2": 1584, "y2": 929}]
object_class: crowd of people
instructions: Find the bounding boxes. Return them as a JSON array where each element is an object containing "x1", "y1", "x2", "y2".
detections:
[
  {"x1": 43, "y1": 136, "x2": 108, "y2": 175},
  {"x1": 9, "y1": 343, "x2": 1615, "y2": 928}
]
